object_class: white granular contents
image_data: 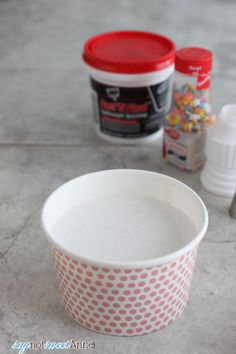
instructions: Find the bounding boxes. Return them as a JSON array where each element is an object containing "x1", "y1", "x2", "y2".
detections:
[{"x1": 52, "y1": 195, "x2": 196, "y2": 262}]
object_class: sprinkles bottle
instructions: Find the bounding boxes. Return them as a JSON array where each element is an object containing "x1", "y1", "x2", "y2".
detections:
[{"x1": 163, "y1": 47, "x2": 215, "y2": 171}]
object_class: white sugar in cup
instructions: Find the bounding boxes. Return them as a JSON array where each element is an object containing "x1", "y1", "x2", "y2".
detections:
[{"x1": 41, "y1": 169, "x2": 208, "y2": 336}]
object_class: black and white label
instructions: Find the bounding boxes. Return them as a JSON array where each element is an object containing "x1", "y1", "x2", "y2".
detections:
[{"x1": 90, "y1": 77, "x2": 172, "y2": 138}]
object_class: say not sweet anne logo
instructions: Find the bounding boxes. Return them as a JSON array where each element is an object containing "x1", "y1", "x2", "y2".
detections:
[{"x1": 11, "y1": 340, "x2": 95, "y2": 353}]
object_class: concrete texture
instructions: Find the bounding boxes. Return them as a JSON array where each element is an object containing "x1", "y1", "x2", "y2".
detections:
[{"x1": 0, "y1": 0, "x2": 235, "y2": 353}]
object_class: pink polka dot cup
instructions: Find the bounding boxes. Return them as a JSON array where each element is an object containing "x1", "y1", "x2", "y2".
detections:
[{"x1": 41, "y1": 169, "x2": 208, "y2": 336}]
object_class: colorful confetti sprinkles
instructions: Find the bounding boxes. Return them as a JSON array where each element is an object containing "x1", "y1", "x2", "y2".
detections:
[{"x1": 165, "y1": 84, "x2": 215, "y2": 133}]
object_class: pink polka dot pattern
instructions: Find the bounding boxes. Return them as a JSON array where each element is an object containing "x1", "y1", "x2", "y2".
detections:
[{"x1": 52, "y1": 247, "x2": 198, "y2": 336}]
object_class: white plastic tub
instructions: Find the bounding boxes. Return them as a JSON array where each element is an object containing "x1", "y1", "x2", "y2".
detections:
[{"x1": 83, "y1": 31, "x2": 175, "y2": 143}]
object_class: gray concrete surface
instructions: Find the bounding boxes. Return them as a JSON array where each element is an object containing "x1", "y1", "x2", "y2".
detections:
[{"x1": 0, "y1": 0, "x2": 235, "y2": 353}]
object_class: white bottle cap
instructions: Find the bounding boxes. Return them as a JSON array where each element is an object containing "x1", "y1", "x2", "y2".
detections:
[{"x1": 201, "y1": 104, "x2": 236, "y2": 197}]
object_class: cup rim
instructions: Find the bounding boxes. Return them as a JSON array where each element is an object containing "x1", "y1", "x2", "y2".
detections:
[{"x1": 41, "y1": 169, "x2": 208, "y2": 269}]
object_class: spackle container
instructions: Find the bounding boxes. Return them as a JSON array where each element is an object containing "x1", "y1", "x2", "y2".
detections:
[
  {"x1": 83, "y1": 31, "x2": 175, "y2": 144},
  {"x1": 163, "y1": 47, "x2": 215, "y2": 171}
]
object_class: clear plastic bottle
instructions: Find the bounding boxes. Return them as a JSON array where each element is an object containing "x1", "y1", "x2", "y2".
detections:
[{"x1": 163, "y1": 47, "x2": 215, "y2": 171}]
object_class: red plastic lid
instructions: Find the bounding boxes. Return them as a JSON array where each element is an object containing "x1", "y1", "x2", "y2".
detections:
[
  {"x1": 83, "y1": 31, "x2": 175, "y2": 74},
  {"x1": 175, "y1": 47, "x2": 213, "y2": 89},
  {"x1": 175, "y1": 47, "x2": 213, "y2": 75}
]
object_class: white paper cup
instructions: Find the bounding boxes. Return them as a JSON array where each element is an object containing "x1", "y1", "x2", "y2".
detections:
[{"x1": 41, "y1": 170, "x2": 208, "y2": 336}]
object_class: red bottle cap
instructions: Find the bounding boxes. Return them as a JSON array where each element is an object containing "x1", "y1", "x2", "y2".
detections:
[
  {"x1": 83, "y1": 31, "x2": 175, "y2": 74},
  {"x1": 175, "y1": 47, "x2": 213, "y2": 89}
]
